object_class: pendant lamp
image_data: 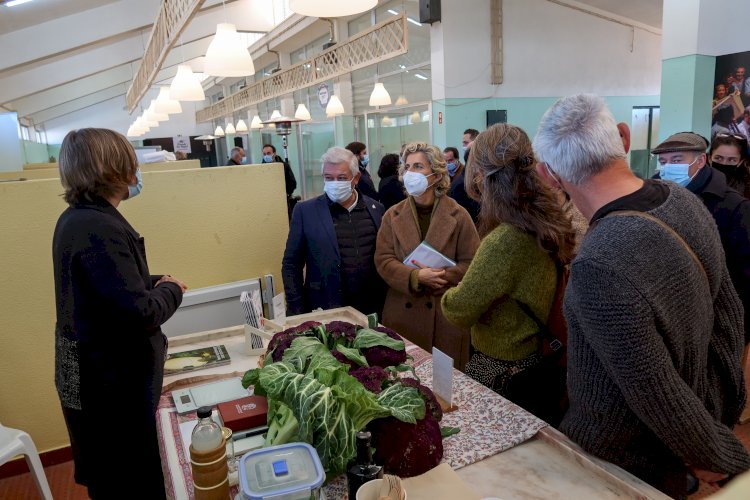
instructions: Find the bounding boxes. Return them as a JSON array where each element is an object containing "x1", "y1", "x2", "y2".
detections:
[
  {"x1": 381, "y1": 116, "x2": 393, "y2": 127},
  {"x1": 410, "y1": 111, "x2": 422, "y2": 124},
  {"x1": 142, "y1": 113, "x2": 159, "y2": 128},
  {"x1": 270, "y1": 109, "x2": 282, "y2": 120},
  {"x1": 169, "y1": 65, "x2": 206, "y2": 101},
  {"x1": 290, "y1": 0, "x2": 377, "y2": 17},
  {"x1": 204, "y1": 23, "x2": 255, "y2": 77},
  {"x1": 395, "y1": 95, "x2": 409, "y2": 106},
  {"x1": 154, "y1": 86, "x2": 182, "y2": 114},
  {"x1": 326, "y1": 95, "x2": 345, "y2": 117},
  {"x1": 225, "y1": 122, "x2": 236, "y2": 134},
  {"x1": 235, "y1": 119, "x2": 248, "y2": 132},
  {"x1": 214, "y1": 125, "x2": 225, "y2": 137},
  {"x1": 250, "y1": 115, "x2": 263, "y2": 129},
  {"x1": 369, "y1": 83, "x2": 392, "y2": 106},
  {"x1": 134, "y1": 117, "x2": 149, "y2": 133},
  {"x1": 295, "y1": 104, "x2": 312, "y2": 121},
  {"x1": 146, "y1": 101, "x2": 169, "y2": 122}
]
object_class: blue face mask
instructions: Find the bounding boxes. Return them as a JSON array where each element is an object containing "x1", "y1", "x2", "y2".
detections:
[
  {"x1": 446, "y1": 161, "x2": 458, "y2": 176},
  {"x1": 263, "y1": 154, "x2": 274, "y2": 163},
  {"x1": 361, "y1": 155, "x2": 369, "y2": 167},
  {"x1": 127, "y1": 168, "x2": 142, "y2": 199},
  {"x1": 660, "y1": 157, "x2": 699, "y2": 187}
]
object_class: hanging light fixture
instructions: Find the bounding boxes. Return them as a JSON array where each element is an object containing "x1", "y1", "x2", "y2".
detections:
[
  {"x1": 295, "y1": 104, "x2": 312, "y2": 121},
  {"x1": 395, "y1": 95, "x2": 409, "y2": 106},
  {"x1": 326, "y1": 95, "x2": 345, "y2": 117},
  {"x1": 250, "y1": 115, "x2": 264, "y2": 129},
  {"x1": 381, "y1": 116, "x2": 393, "y2": 127},
  {"x1": 133, "y1": 117, "x2": 148, "y2": 134},
  {"x1": 146, "y1": 100, "x2": 169, "y2": 122},
  {"x1": 410, "y1": 111, "x2": 422, "y2": 124},
  {"x1": 214, "y1": 125, "x2": 225, "y2": 137},
  {"x1": 369, "y1": 82, "x2": 392, "y2": 106},
  {"x1": 235, "y1": 119, "x2": 248, "y2": 132},
  {"x1": 169, "y1": 65, "x2": 206, "y2": 101},
  {"x1": 204, "y1": 23, "x2": 255, "y2": 77},
  {"x1": 225, "y1": 122, "x2": 236, "y2": 134},
  {"x1": 154, "y1": 86, "x2": 182, "y2": 114},
  {"x1": 290, "y1": 0, "x2": 377, "y2": 17},
  {"x1": 141, "y1": 113, "x2": 159, "y2": 128},
  {"x1": 270, "y1": 109, "x2": 282, "y2": 120}
]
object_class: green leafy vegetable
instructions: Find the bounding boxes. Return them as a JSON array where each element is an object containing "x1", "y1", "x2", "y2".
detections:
[
  {"x1": 334, "y1": 345, "x2": 369, "y2": 367},
  {"x1": 440, "y1": 426, "x2": 461, "y2": 438},
  {"x1": 353, "y1": 329, "x2": 406, "y2": 351}
]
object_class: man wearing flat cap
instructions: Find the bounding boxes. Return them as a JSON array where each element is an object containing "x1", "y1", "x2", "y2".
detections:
[{"x1": 653, "y1": 132, "x2": 750, "y2": 347}]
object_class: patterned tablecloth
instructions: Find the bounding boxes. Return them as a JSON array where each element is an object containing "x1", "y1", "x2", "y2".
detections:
[{"x1": 157, "y1": 343, "x2": 547, "y2": 499}]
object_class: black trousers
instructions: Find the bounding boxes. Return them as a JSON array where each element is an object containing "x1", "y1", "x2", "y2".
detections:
[{"x1": 62, "y1": 403, "x2": 167, "y2": 499}]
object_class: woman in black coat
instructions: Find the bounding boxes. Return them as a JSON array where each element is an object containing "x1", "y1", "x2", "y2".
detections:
[
  {"x1": 377, "y1": 153, "x2": 406, "y2": 210},
  {"x1": 53, "y1": 128, "x2": 187, "y2": 499}
]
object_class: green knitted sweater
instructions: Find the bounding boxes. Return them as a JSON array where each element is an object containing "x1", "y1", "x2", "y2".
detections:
[{"x1": 441, "y1": 223, "x2": 556, "y2": 361}]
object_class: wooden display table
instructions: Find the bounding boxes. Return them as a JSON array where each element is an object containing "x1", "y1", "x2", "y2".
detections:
[{"x1": 159, "y1": 308, "x2": 668, "y2": 499}]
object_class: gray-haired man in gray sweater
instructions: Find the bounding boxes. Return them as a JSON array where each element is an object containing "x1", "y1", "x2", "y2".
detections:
[{"x1": 534, "y1": 94, "x2": 750, "y2": 498}]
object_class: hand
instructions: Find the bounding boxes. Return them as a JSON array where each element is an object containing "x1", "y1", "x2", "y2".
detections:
[
  {"x1": 412, "y1": 260, "x2": 448, "y2": 289},
  {"x1": 156, "y1": 275, "x2": 188, "y2": 293},
  {"x1": 691, "y1": 467, "x2": 729, "y2": 486}
]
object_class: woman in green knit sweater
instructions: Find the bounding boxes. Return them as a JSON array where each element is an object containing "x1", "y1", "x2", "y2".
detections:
[{"x1": 442, "y1": 123, "x2": 576, "y2": 419}]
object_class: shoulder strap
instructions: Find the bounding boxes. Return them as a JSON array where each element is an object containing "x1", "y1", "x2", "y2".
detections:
[
  {"x1": 514, "y1": 263, "x2": 567, "y2": 352},
  {"x1": 602, "y1": 210, "x2": 708, "y2": 285}
]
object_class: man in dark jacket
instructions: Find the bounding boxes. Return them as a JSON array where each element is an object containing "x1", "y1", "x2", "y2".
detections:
[
  {"x1": 282, "y1": 146, "x2": 386, "y2": 317},
  {"x1": 652, "y1": 132, "x2": 750, "y2": 345},
  {"x1": 261, "y1": 143, "x2": 298, "y2": 218},
  {"x1": 345, "y1": 141, "x2": 379, "y2": 201},
  {"x1": 449, "y1": 129, "x2": 481, "y2": 223},
  {"x1": 226, "y1": 147, "x2": 245, "y2": 165}
]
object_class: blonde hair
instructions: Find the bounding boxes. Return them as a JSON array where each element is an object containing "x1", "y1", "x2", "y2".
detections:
[
  {"x1": 466, "y1": 123, "x2": 577, "y2": 265},
  {"x1": 59, "y1": 128, "x2": 138, "y2": 205},
  {"x1": 399, "y1": 142, "x2": 451, "y2": 197}
]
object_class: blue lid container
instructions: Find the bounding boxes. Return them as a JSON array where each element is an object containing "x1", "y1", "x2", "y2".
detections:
[{"x1": 239, "y1": 442, "x2": 325, "y2": 500}]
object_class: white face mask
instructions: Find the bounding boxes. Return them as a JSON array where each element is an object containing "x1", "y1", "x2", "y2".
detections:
[
  {"x1": 324, "y1": 180, "x2": 353, "y2": 204},
  {"x1": 403, "y1": 171, "x2": 436, "y2": 197}
]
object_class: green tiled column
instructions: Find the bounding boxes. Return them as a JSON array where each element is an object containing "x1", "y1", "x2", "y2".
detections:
[{"x1": 658, "y1": 55, "x2": 716, "y2": 141}]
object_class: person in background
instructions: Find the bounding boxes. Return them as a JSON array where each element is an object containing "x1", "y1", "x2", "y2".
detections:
[
  {"x1": 346, "y1": 141, "x2": 379, "y2": 201},
  {"x1": 738, "y1": 106, "x2": 750, "y2": 143},
  {"x1": 261, "y1": 143, "x2": 298, "y2": 218},
  {"x1": 226, "y1": 146, "x2": 245, "y2": 165},
  {"x1": 174, "y1": 151, "x2": 188, "y2": 160},
  {"x1": 441, "y1": 124, "x2": 576, "y2": 423},
  {"x1": 375, "y1": 142, "x2": 480, "y2": 369},
  {"x1": 443, "y1": 146, "x2": 464, "y2": 184},
  {"x1": 730, "y1": 66, "x2": 750, "y2": 103},
  {"x1": 713, "y1": 105, "x2": 743, "y2": 140},
  {"x1": 377, "y1": 153, "x2": 406, "y2": 211},
  {"x1": 533, "y1": 94, "x2": 750, "y2": 498},
  {"x1": 449, "y1": 129, "x2": 481, "y2": 223},
  {"x1": 53, "y1": 128, "x2": 187, "y2": 499},
  {"x1": 282, "y1": 147, "x2": 385, "y2": 317},
  {"x1": 710, "y1": 131, "x2": 750, "y2": 198},
  {"x1": 653, "y1": 132, "x2": 750, "y2": 347}
]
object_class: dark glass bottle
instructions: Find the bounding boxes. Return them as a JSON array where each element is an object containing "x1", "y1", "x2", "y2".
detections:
[{"x1": 347, "y1": 431, "x2": 384, "y2": 499}]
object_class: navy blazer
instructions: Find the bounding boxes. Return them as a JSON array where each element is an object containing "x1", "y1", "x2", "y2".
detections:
[{"x1": 282, "y1": 193, "x2": 384, "y2": 315}]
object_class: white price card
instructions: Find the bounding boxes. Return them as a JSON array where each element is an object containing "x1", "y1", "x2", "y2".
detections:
[
  {"x1": 272, "y1": 292, "x2": 286, "y2": 321},
  {"x1": 432, "y1": 347, "x2": 454, "y2": 407}
]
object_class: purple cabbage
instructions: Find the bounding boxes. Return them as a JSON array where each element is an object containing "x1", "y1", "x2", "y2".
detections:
[
  {"x1": 349, "y1": 366, "x2": 389, "y2": 394},
  {"x1": 361, "y1": 326, "x2": 407, "y2": 367},
  {"x1": 400, "y1": 377, "x2": 443, "y2": 422},
  {"x1": 368, "y1": 412, "x2": 443, "y2": 477}
]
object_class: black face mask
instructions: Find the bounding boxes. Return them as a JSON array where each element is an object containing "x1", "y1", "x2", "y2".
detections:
[{"x1": 712, "y1": 161, "x2": 739, "y2": 177}]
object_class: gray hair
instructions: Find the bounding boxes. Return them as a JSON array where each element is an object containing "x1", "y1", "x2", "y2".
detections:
[
  {"x1": 230, "y1": 147, "x2": 243, "y2": 158},
  {"x1": 320, "y1": 146, "x2": 359, "y2": 176},
  {"x1": 533, "y1": 94, "x2": 626, "y2": 185}
]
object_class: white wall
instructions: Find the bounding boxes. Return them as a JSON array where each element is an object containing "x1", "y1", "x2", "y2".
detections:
[
  {"x1": 663, "y1": 0, "x2": 750, "y2": 60},
  {"x1": 0, "y1": 112, "x2": 23, "y2": 172},
  {"x1": 432, "y1": 0, "x2": 662, "y2": 99},
  {"x1": 44, "y1": 95, "x2": 212, "y2": 145}
]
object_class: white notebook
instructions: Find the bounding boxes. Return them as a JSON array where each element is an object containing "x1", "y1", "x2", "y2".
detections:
[{"x1": 403, "y1": 241, "x2": 456, "y2": 269}]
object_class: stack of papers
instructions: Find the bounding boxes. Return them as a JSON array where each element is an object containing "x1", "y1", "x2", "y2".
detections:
[{"x1": 403, "y1": 241, "x2": 456, "y2": 269}]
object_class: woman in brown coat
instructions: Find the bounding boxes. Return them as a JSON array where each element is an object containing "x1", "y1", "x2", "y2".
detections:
[{"x1": 375, "y1": 142, "x2": 480, "y2": 369}]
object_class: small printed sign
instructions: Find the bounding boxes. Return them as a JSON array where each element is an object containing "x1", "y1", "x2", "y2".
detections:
[
  {"x1": 432, "y1": 347, "x2": 454, "y2": 407},
  {"x1": 317, "y1": 83, "x2": 330, "y2": 109},
  {"x1": 173, "y1": 135, "x2": 191, "y2": 153}
]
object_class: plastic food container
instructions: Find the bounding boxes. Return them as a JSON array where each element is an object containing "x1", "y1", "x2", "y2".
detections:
[{"x1": 239, "y1": 442, "x2": 325, "y2": 500}]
